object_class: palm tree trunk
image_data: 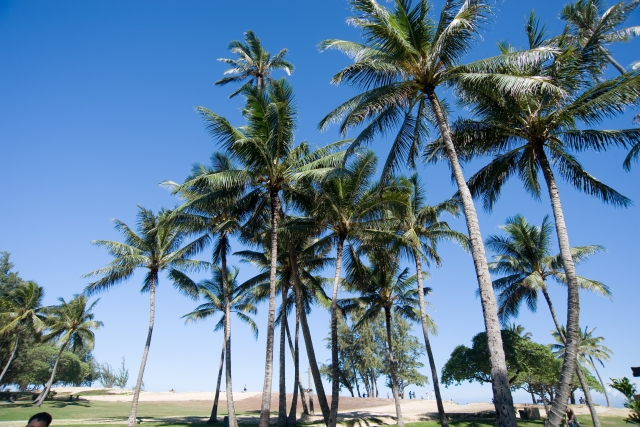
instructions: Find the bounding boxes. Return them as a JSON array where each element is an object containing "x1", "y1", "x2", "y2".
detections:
[
  {"x1": 278, "y1": 287, "x2": 288, "y2": 427},
  {"x1": 259, "y1": 190, "x2": 282, "y2": 427},
  {"x1": 542, "y1": 288, "x2": 601, "y2": 427},
  {"x1": 413, "y1": 249, "x2": 449, "y2": 427},
  {"x1": 285, "y1": 317, "x2": 308, "y2": 415},
  {"x1": 602, "y1": 49, "x2": 626, "y2": 74},
  {"x1": 34, "y1": 340, "x2": 68, "y2": 406},
  {"x1": 287, "y1": 239, "x2": 330, "y2": 425},
  {"x1": 221, "y1": 246, "x2": 238, "y2": 427},
  {"x1": 425, "y1": 89, "x2": 516, "y2": 427},
  {"x1": 534, "y1": 145, "x2": 592, "y2": 427},
  {"x1": 126, "y1": 273, "x2": 157, "y2": 426},
  {"x1": 0, "y1": 328, "x2": 20, "y2": 385},
  {"x1": 383, "y1": 307, "x2": 404, "y2": 427},
  {"x1": 209, "y1": 339, "x2": 226, "y2": 423},
  {"x1": 589, "y1": 355, "x2": 611, "y2": 407},
  {"x1": 328, "y1": 237, "x2": 345, "y2": 427}
]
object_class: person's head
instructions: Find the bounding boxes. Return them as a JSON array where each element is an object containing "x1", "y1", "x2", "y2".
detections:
[{"x1": 27, "y1": 412, "x2": 52, "y2": 427}]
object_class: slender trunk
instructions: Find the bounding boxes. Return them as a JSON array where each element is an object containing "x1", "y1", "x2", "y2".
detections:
[
  {"x1": 589, "y1": 355, "x2": 611, "y2": 407},
  {"x1": 259, "y1": 190, "x2": 282, "y2": 427},
  {"x1": 287, "y1": 309, "x2": 301, "y2": 425},
  {"x1": 384, "y1": 307, "x2": 404, "y2": 427},
  {"x1": 285, "y1": 317, "x2": 308, "y2": 415},
  {"x1": 221, "y1": 247, "x2": 238, "y2": 427},
  {"x1": 328, "y1": 237, "x2": 344, "y2": 427},
  {"x1": 354, "y1": 366, "x2": 361, "y2": 398},
  {"x1": 414, "y1": 249, "x2": 449, "y2": 427},
  {"x1": 426, "y1": 89, "x2": 516, "y2": 427},
  {"x1": 209, "y1": 339, "x2": 226, "y2": 423},
  {"x1": 33, "y1": 340, "x2": 68, "y2": 406},
  {"x1": 602, "y1": 49, "x2": 626, "y2": 74},
  {"x1": 531, "y1": 391, "x2": 537, "y2": 405},
  {"x1": 278, "y1": 287, "x2": 288, "y2": 427},
  {"x1": 373, "y1": 371, "x2": 378, "y2": 398},
  {"x1": 540, "y1": 388, "x2": 550, "y2": 414},
  {"x1": 287, "y1": 239, "x2": 331, "y2": 425},
  {"x1": 535, "y1": 145, "x2": 590, "y2": 427},
  {"x1": 541, "y1": 287, "x2": 600, "y2": 427},
  {"x1": 125, "y1": 273, "x2": 157, "y2": 426},
  {"x1": 0, "y1": 328, "x2": 20, "y2": 385}
]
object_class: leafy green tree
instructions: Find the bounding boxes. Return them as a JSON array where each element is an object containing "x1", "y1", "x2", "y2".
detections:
[
  {"x1": 550, "y1": 326, "x2": 613, "y2": 406},
  {"x1": 560, "y1": 0, "x2": 640, "y2": 75},
  {"x1": 0, "y1": 252, "x2": 24, "y2": 297},
  {"x1": 0, "y1": 281, "x2": 46, "y2": 384},
  {"x1": 487, "y1": 214, "x2": 611, "y2": 419},
  {"x1": 183, "y1": 266, "x2": 258, "y2": 423},
  {"x1": 194, "y1": 79, "x2": 343, "y2": 427},
  {"x1": 215, "y1": 30, "x2": 294, "y2": 98},
  {"x1": 319, "y1": 3, "x2": 557, "y2": 424},
  {"x1": 5, "y1": 345, "x2": 87, "y2": 390},
  {"x1": 34, "y1": 294, "x2": 102, "y2": 406},
  {"x1": 83, "y1": 206, "x2": 206, "y2": 425}
]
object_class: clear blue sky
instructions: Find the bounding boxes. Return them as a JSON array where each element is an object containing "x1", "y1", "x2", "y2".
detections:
[{"x1": 1, "y1": 0, "x2": 638, "y2": 407}]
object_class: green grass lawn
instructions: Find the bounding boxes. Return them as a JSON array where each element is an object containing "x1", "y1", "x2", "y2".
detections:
[{"x1": 0, "y1": 401, "x2": 629, "y2": 427}]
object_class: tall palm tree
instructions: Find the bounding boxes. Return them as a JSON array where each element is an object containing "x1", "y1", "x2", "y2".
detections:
[
  {"x1": 311, "y1": 151, "x2": 402, "y2": 427},
  {"x1": 449, "y1": 13, "x2": 638, "y2": 422},
  {"x1": 83, "y1": 206, "x2": 207, "y2": 426},
  {"x1": 183, "y1": 266, "x2": 258, "y2": 422},
  {"x1": 215, "y1": 30, "x2": 294, "y2": 98},
  {"x1": 386, "y1": 173, "x2": 468, "y2": 427},
  {"x1": 486, "y1": 214, "x2": 611, "y2": 423},
  {"x1": 0, "y1": 281, "x2": 46, "y2": 384},
  {"x1": 340, "y1": 247, "x2": 433, "y2": 427},
  {"x1": 550, "y1": 326, "x2": 614, "y2": 407},
  {"x1": 194, "y1": 80, "x2": 344, "y2": 427},
  {"x1": 560, "y1": 0, "x2": 640, "y2": 75},
  {"x1": 34, "y1": 294, "x2": 102, "y2": 406},
  {"x1": 319, "y1": 3, "x2": 557, "y2": 424},
  {"x1": 165, "y1": 153, "x2": 253, "y2": 427}
]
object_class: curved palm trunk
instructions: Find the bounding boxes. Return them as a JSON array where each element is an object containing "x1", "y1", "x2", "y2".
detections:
[
  {"x1": 126, "y1": 273, "x2": 157, "y2": 426},
  {"x1": 328, "y1": 237, "x2": 345, "y2": 427},
  {"x1": 541, "y1": 288, "x2": 601, "y2": 426},
  {"x1": 259, "y1": 190, "x2": 282, "y2": 427},
  {"x1": 208, "y1": 340, "x2": 226, "y2": 423},
  {"x1": 285, "y1": 317, "x2": 308, "y2": 416},
  {"x1": 603, "y1": 49, "x2": 626, "y2": 74},
  {"x1": 383, "y1": 307, "x2": 404, "y2": 427},
  {"x1": 413, "y1": 250, "x2": 448, "y2": 427},
  {"x1": 221, "y1": 247, "x2": 238, "y2": 427},
  {"x1": 278, "y1": 287, "x2": 288, "y2": 427},
  {"x1": 534, "y1": 145, "x2": 592, "y2": 427},
  {"x1": 588, "y1": 356, "x2": 611, "y2": 407},
  {"x1": 0, "y1": 328, "x2": 20, "y2": 385},
  {"x1": 34, "y1": 340, "x2": 68, "y2": 406},
  {"x1": 426, "y1": 90, "x2": 516, "y2": 427},
  {"x1": 287, "y1": 240, "x2": 330, "y2": 424}
]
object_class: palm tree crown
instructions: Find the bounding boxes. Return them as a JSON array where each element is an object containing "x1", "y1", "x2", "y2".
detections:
[{"x1": 216, "y1": 30, "x2": 294, "y2": 98}]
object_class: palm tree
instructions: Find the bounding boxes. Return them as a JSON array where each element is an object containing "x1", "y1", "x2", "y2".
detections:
[
  {"x1": 486, "y1": 214, "x2": 611, "y2": 423},
  {"x1": 340, "y1": 247, "x2": 433, "y2": 427},
  {"x1": 443, "y1": 14, "x2": 638, "y2": 426},
  {"x1": 83, "y1": 206, "x2": 207, "y2": 426},
  {"x1": 319, "y1": 3, "x2": 557, "y2": 424},
  {"x1": 165, "y1": 153, "x2": 252, "y2": 427},
  {"x1": 194, "y1": 80, "x2": 344, "y2": 427},
  {"x1": 33, "y1": 294, "x2": 102, "y2": 406},
  {"x1": 560, "y1": 0, "x2": 640, "y2": 75},
  {"x1": 0, "y1": 281, "x2": 46, "y2": 384},
  {"x1": 310, "y1": 151, "x2": 402, "y2": 427},
  {"x1": 386, "y1": 173, "x2": 468, "y2": 427},
  {"x1": 215, "y1": 30, "x2": 294, "y2": 98},
  {"x1": 183, "y1": 266, "x2": 258, "y2": 422},
  {"x1": 550, "y1": 326, "x2": 614, "y2": 407},
  {"x1": 549, "y1": 327, "x2": 613, "y2": 407}
]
